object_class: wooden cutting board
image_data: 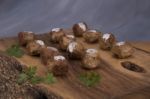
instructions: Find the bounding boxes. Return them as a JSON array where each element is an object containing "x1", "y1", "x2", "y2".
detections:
[{"x1": 0, "y1": 31, "x2": 150, "y2": 99}]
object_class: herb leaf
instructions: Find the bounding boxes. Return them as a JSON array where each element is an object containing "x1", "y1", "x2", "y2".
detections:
[
  {"x1": 43, "y1": 73, "x2": 56, "y2": 84},
  {"x1": 30, "y1": 75, "x2": 43, "y2": 84},
  {"x1": 17, "y1": 66, "x2": 57, "y2": 85},
  {"x1": 6, "y1": 44, "x2": 24, "y2": 58},
  {"x1": 79, "y1": 71, "x2": 101, "y2": 87},
  {"x1": 17, "y1": 73, "x2": 28, "y2": 84},
  {"x1": 25, "y1": 66, "x2": 37, "y2": 79}
]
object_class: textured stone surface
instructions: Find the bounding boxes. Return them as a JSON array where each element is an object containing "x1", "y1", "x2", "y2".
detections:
[{"x1": 0, "y1": 54, "x2": 62, "y2": 99}]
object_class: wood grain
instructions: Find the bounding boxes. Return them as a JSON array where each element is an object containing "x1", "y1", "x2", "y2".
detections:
[{"x1": 0, "y1": 32, "x2": 150, "y2": 99}]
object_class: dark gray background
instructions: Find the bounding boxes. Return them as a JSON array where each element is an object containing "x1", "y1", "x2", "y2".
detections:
[{"x1": 0, "y1": 0, "x2": 150, "y2": 41}]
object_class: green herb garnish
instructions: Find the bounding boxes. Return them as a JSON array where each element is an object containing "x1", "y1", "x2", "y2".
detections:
[
  {"x1": 43, "y1": 73, "x2": 56, "y2": 84},
  {"x1": 25, "y1": 66, "x2": 37, "y2": 79},
  {"x1": 79, "y1": 71, "x2": 101, "y2": 87},
  {"x1": 6, "y1": 44, "x2": 24, "y2": 58},
  {"x1": 17, "y1": 66, "x2": 56, "y2": 85},
  {"x1": 30, "y1": 75, "x2": 43, "y2": 84},
  {"x1": 17, "y1": 73, "x2": 28, "y2": 84}
]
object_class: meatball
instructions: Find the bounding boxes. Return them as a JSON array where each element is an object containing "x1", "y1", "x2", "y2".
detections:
[
  {"x1": 18, "y1": 31, "x2": 36, "y2": 46},
  {"x1": 47, "y1": 55, "x2": 68, "y2": 76},
  {"x1": 83, "y1": 30, "x2": 101, "y2": 43},
  {"x1": 66, "y1": 34, "x2": 75, "y2": 39},
  {"x1": 49, "y1": 28, "x2": 66, "y2": 43},
  {"x1": 59, "y1": 35, "x2": 76, "y2": 51},
  {"x1": 99, "y1": 33, "x2": 116, "y2": 50},
  {"x1": 72, "y1": 22, "x2": 88, "y2": 37},
  {"x1": 67, "y1": 41, "x2": 85, "y2": 59},
  {"x1": 40, "y1": 46, "x2": 59, "y2": 65},
  {"x1": 111, "y1": 41, "x2": 134, "y2": 58},
  {"x1": 82, "y1": 49, "x2": 101, "y2": 69},
  {"x1": 26, "y1": 40, "x2": 45, "y2": 56}
]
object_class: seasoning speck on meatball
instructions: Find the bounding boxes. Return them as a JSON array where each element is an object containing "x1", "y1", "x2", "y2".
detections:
[
  {"x1": 82, "y1": 48, "x2": 101, "y2": 69},
  {"x1": 35, "y1": 40, "x2": 45, "y2": 46},
  {"x1": 40, "y1": 46, "x2": 59, "y2": 65},
  {"x1": 66, "y1": 35, "x2": 75, "y2": 39},
  {"x1": 48, "y1": 55, "x2": 68, "y2": 76},
  {"x1": 86, "y1": 49, "x2": 98, "y2": 54},
  {"x1": 72, "y1": 22, "x2": 88, "y2": 37},
  {"x1": 49, "y1": 28, "x2": 65, "y2": 43},
  {"x1": 68, "y1": 42, "x2": 77, "y2": 53},
  {"x1": 116, "y1": 41, "x2": 125, "y2": 46},
  {"x1": 26, "y1": 40, "x2": 45, "y2": 56},
  {"x1": 111, "y1": 41, "x2": 134, "y2": 59},
  {"x1": 52, "y1": 28, "x2": 61, "y2": 32},
  {"x1": 54, "y1": 55, "x2": 66, "y2": 61},
  {"x1": 78, "y1": 22, "x2": 87, "y2": 31},
  {"x1": 47, "y1": 46, "x2": 58, "y2": 52},
  {"x1": 83, "y1": 29, "x2": 101, "y2": 43},
  {"x1": 102, "y1": 33, "x2": 111, "y2": 41},
  {"x1": 67, "y1": 41, "x2": 85, "y2": 59},
  {"x1": 99, "y1": 33, "x2": 116, "y2": 50}
]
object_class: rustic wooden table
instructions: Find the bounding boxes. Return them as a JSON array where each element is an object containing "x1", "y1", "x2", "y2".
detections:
[{"x1": 0, "y1": 33, "x2": 149, "y2": 99}]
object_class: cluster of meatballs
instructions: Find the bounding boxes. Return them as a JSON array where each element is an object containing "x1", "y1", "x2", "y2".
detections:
[
  {"x1": 18, "y1": 31, "x2": 68, "y2": 76},
  {"x1": 72, "y1": 22, "x2": 134, "y2": 59},
  {"x1": 18, "y1": 22, "x2": 134, "y2": 76}
]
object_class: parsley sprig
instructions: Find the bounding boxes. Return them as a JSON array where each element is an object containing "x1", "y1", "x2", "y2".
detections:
[
  {"x1": 17, "y1": 66, "x2": 56, "y2": 85},
  {"x1": 43, "y1": 73, "x2": 56, "y2": 84},
  {"x1": 6, "y1": 44, "x2": 24, "y2": 58},
  {"x1": 79, "y1": 71, "x2": 101, "y2": 87}
]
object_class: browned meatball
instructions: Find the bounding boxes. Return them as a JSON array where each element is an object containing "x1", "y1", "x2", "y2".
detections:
[
  {"x1": 72, "y1": 22, "x2": 88, "y2": 37},
  {"x1": 26, "y1": 40, "x2": 45, "y2": 56},
  {"x1": 18, "y1": 31, "x2": 36, "y2": 46},
  {"x1": 83, "y1": 30, "x2": 101, "y2": 43},
  {"x1": 82, "y1": 49, "x2": 101, "y2": 69},
  {"x1": 47, "y1": 55, "x2": 68, "y2": 76},
  {"x1": 111, "y1": 41, "x2": 134, "y2": 58},
  {"x1": 67, "y1": 41, "x2": 85, "y2": 59},
  {"x1": 99, "y1": 33, "x2": 116, "y2": 50},
  {"x1": 59, "y1": 35, "x2": 76, "y2": 51},
  {"x1": 40, "y1": 46, "x2": 59, "y2": 65},
  {"x1": 49, "y1": 28, "x2": 66, "y2": 43}
]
